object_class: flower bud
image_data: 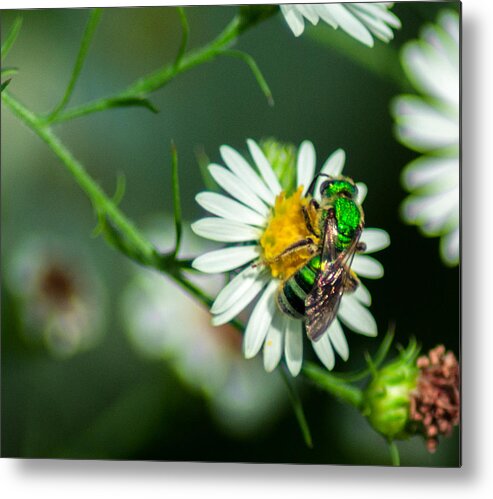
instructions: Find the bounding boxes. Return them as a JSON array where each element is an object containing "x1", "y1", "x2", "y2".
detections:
[
  {"x1": 363, "y1": 344, "x2": 460, "y2": 452},
  {"x1": 362, "y1": 350, "x2": 419, "y2": 439},
  {"x1": 260, "y1": 138, "x2": 297, "y2": 194}
]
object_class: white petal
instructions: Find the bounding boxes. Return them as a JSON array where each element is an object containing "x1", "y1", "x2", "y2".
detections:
[
  {"x1": 361, "y1": 228, "x2": 390, "y2": 253},
  {"x1": 196, "y1": 192, "x2": 266, "y2": 227},
  {"x1": 325, "y1": 3, "x2": 374, "y2": 47},
  {"x1": 296, "y1": 4, "x2": 319, "y2": 25},
  {"x1": 440, "y1": 227, "x2": 460, "y2": 266},
  {"x1": 263, "y1": 311, "x2": 286, "y2": 372},
  {"x1": 280, "y1": 4, "x2": 306, "y2": 37},
  {"x1": 247, "y1": 139, "x2": 282, "y2": 196},
  {"x1": 311, "y1": 333, "x2": 335, "y2": 371},
  {"x1": 356, "y1": 182, "x2": 368, "y2": 204},
  {"x1": 284, "y1": 317, "x2": 303, "y2": 376},
  {"x1": 191, "y1": 218, "x2": 262, "y2": 243},
  {"x1": 352, "y1": 3, "x2": 401, "y2": 29},
  {"x1": 392, "y1": 96, "x2": 458, "y2": 151},
  {"x1": 313, "y1": 4, "x2": 339, "y2": 29},
  {"x1": 192, "y1": 245, "x2": 260, "y2": 274},
  {"x1": 401, "y1": 39, "x2": 458, "y2": 107},
  {"x1": 338, "y1": 294, "x2": 377, "y2": 336},
  {"x1": 297, "y1": 140, "x2": 316, "y2": 196},
  {"x1": 402, "y1": 156, "x2": 458, "y2": 191},
  {"x1": 243, "y1": 280, "x2": 278, "y2": 359},
  {"x1": 211, "y1": 265, "x2": 265, "y2": 314},
  {"x1": 212, "y1": 276, "x2": 268, "y2": 326},
  {"x1": 402, "y1": 188, "x2": 458, "y2": 229},
  {"x1": 351, "y1": 282, "x2": 371, "y2": 306},
  {"x1": 352, "y1": 255, "x2": 384, "y2": 279},
  {"x1": 327, "y1": 319, "x2": 349, "y2": 361},
  {"x1": 347, "y1": 5, "x2": 394, "y2": 42},
  {"x1": 220, "y1": 145, "x2": 275, "y2": 205},
  {"x1": 208, "y1": 164, "x2": 270, "y2": 217}
]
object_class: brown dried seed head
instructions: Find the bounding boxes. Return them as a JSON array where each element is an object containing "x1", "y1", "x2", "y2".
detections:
[{"x1": 409, "y1": 346, "x2": 460, "y2": 453}]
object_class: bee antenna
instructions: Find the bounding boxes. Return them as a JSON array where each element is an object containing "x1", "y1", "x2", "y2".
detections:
[{"x1": 306, "y1": 173, "x2": 331, "y2": 196}]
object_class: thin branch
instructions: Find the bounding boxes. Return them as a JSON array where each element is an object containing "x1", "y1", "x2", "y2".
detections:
[
  {"x1": 2, "y1": 91, "x2": 158, "y2": 267},
  {"x1": 1, "y1": 17, "x2": 23, "y2": 60},
  {"x1": 303, "y1": 362, "x2": 364, "y2": 409},
  {"x1": 222, "y1": 49, "x2": 274, "y2": 106},
  {"x1": 173, "y1": 7, "x2": 189, "y2": 69},
  {"x1": 170, "y1": 141, "x2": 182, "y2": 257},
  {"x1": 49, "y1": 9, "x2": 103, "y2": 119},
  {"x1": 280, "y1": 367, "x2": 313, "y2": 448},
  {"x1": 49, "y1": 9, "x2": 277, "y2": 124}
]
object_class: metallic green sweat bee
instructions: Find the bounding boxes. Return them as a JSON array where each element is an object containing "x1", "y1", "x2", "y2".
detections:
[{"x1": 273, "y1": 175, "x2": 366, "y2": 342}]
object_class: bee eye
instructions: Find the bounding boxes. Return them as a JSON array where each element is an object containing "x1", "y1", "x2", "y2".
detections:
[{"x1": 319, "y1": 180, "x2": 333, "y2": 194}]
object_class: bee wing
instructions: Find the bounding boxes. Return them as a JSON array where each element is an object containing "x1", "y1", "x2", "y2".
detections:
[
  {"x1": 305, "y1": 262, "x2": 346, "y2": 342},
  {"x1": 305, "y1": 230, "x2": 363, "y2": 342}
]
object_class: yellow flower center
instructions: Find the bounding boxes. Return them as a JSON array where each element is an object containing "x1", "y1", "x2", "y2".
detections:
[{"x1": 260, "y1": 186, "x2": 320, "y2": 280}]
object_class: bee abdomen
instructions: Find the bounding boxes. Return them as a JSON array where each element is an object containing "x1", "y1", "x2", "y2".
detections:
[{"x1": 277, "y1": 259, "x2": 318, "y2": 319}]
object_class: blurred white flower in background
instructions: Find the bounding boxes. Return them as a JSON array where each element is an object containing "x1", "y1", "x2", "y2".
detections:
[
  {"x1": 280, "y1": 2, "x2": 401, "y2": 46},
  {"x1": 391, "y1": 10, "x2": 459, "y2": 266},
  {"x1": 122, "y1": 222, "x2": 286, "y2": 436},
  {"x1": 6, "y1": 237, "x2": 106, "y2": 358}
]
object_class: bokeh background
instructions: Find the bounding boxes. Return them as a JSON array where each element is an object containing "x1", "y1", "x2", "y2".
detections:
[{"x1": 1, "y1": 2, "x2": 459, "y2": 465}]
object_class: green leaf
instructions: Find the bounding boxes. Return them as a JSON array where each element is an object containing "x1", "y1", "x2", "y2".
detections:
[
  {"x1": 49, "y1": 9, "x2": 103, "y2": 119},
  {"x1": 174, "y1": 7, "x2": 189, "y2": 68},
  {"x1": 1, "y1": 17, "x2": 23, "y2": 60},
  {"x1": 195, "y1": 146, "x2": 218, "y2": 192},
  {"x1": 104, "y1": 96, "x2": 159, "y2": 114},
  {"x1": 1, "y1": 79, "x2": 12, "y2": 92}
]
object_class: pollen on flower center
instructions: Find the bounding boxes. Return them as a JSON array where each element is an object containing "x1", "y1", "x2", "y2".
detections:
[{"x1": 260, "y1": 186, "x2": 320, "y2": 280}]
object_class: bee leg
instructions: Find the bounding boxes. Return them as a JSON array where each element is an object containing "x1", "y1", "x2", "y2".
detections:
[
  {"x1": 343, "y1": 272, "x2": 360, "y2": 294},
  {"x1": 266, "y1": 238, "x2": 318, "y2": 264},
  {"x1": 302, "y1": 200, "x2": 321, "y2": 237}
]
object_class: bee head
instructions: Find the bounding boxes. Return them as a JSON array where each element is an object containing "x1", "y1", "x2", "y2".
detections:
[{"x1": 319, "y1": 176, "x2": 358, "y2": 201}]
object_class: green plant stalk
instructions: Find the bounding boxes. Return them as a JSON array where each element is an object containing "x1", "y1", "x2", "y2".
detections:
[
  {"x1": 49, "y1": 10, "x2": 277, "y2": 124},
  {"x1": 303, "y1": 362, "x2": 364, "y2": 409},
  {"x1": 2, "y1": 91, "x2": 158, "y2": 266},
  {"x1": 388, "y1": 440, "x2": 401, "y2": 466},
  {"x1": 280, "y1": 367, "x2": 313, "y2": 448}
]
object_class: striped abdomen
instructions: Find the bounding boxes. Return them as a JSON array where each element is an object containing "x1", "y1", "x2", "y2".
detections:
[{"x1": 277, "y1": 255, "x2": 322, "y2": 319}]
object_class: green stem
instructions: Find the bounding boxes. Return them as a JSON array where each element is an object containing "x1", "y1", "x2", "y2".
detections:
[
  {"x1": 280, "y1": 368, "x2": 313, "y2": 448},
  {"x1": 388, "y1": 440, "x2": 401, "y2": 466},
  {"x1": 50, "y1": 9, "x2": 277, "y2": 124},
  {"x1": 170, "y1": 142, "x2": 182, "y2": 258},
  {"x1": 48, "y1": 8, "x2": 103, "y2": 119},
  {"x1": 2, "y1": 91, "x2": 157, "y2": 265},
  {"x1": 303, "y1": 362, "x2": 363, "y2": 409}
]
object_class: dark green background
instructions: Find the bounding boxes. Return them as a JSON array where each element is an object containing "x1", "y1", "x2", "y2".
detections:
[{"x1": 1, "y1": 2, "x2": 460, "y2": 465}]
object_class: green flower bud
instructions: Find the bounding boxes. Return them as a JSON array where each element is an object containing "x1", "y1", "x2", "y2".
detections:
[
  {"x1": 362, "y1": 348, "x2": 419, "y2": 440},
  {"x1": 362, "y1": 342, "x2": 460, "y2": 452},
  {"x1": 260, "y1": 138, "x2": 297, "y2": 194}
]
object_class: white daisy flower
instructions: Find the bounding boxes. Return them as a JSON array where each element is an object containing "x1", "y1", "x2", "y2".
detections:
[
  {"x1": 191, "y1": 139, "x2": 390, "y2": 375},
  {"x1": 280, "y1": 2, "x2": 401, "y2": 46},
  {"x1": 391, "y1": 10, "x2": 459, "y2": 266}
]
